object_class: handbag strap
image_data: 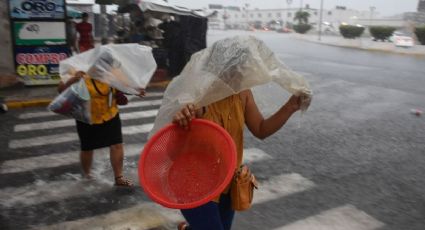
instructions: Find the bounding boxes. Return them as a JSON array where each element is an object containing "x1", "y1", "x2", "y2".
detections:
[{"x1": 91, "y1": 79, "x2": 112, "y2": 96}]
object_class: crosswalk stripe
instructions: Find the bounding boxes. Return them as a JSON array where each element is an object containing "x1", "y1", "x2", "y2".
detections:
[
  {"x1": 14, "y1": 109, "x2": 158, "y2": 132},
  {"x1": 9, "y1": 132, "x2": 78, "y2": 149},
  {"x1": 253, "y1": 173, "x2": 315, "y2": 204},
  {"x1": 9, "y1": 123, "x2": 154, "y2": 149},
  {"x1": 18, "y1": 110, "x2": 55, "y2": 119},
  {"x1": 122, "y1": 123, "x2": 154, "y2": 135},
  {"x1": 1, "y1": 147, "x2": 270, "y2": 175},
  {"x1": 0, "y1": 147, "x2": 273, "y2": 207},
  {"x1": 36, "y1": 203, "x2": 183, "y2": 230},
  {"x1": 119, "y1": 98, "x2": 162, "y2": 109},
  {"x1": 274, "y1": 204, "x2": 385, "y2": 230},
  {"x1": 18, "y1": 97, "x2": 163, "y2": 120},
  {"x1": 243, "y1": 148, "x2": 272, "y2": 164},
  {"x1": 0, "y1": 178, "x2": 113, "y2": 208},
  {"x1": 0, "y1": 144, "x2": 145, "y2": 174}
]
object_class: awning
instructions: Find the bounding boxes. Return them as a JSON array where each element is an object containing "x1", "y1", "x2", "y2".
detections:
[
  {"x1": 67, "y1": 6, "x2": 82, "y2": 18},
  {"x1": 118, "y1": 0, "x2": 206, "y2": 18}
]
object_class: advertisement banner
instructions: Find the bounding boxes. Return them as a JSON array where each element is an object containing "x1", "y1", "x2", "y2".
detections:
[
  {"x1": 9, "y1": 0, "x2": 65, "y2": 19},
  {"x1": 13, "y1": 21, "x2": 66, "y2": 46},
  {"x1": 14, "y1": 46, "x2": 71, "y2": 85}
]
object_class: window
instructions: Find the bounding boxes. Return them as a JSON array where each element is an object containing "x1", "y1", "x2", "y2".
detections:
[
  {"x1": 258, "y1": 13, "x2": 262, "y2": 18},
  {"x1": 287, "y1": 12, "x2": 292, "y2": 17},
  {"x1": 235, "y1": 14, "x2": 238, "y2": 18},
  {"x1": 314, "y1": 11, "x2": 317, "y2": 16},
  {"x1": 328, "y1": 11, "x2": 332, "y2": 15},
  {"x1": 277, "y1": 12, "x2": 281, "y2": 17},
  {"x1": 268, "y1": 13, "x2": 272, "y2": 17},
  {"x1": 250, "y1": 13, "x2": 254, "y2": 18}
]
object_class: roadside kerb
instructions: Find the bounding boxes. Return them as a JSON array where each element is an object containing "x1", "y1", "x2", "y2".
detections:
[
  {"x1": 293, "y1": 34, "x2": 425, "y2": 57},
  {"x1": 3, "y1": 80, "x2": 171, "y2": 109}
]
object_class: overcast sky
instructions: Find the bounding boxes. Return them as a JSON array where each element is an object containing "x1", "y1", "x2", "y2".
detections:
[{"x1": 168, "y1": 0, "x2": 419, "y2": 16}]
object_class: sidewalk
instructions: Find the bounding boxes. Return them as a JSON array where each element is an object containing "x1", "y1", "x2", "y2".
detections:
[
  {"x1": 293, "y1": 34, "x2": 425, "y2": 57},
  {"x1": 0, "y1": 71, "x2": 171, "y2": 110}
]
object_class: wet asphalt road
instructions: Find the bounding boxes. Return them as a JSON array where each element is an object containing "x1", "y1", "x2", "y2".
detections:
[
  {"x1": 208, "y1": 31, "x2": 425, "y2": 230},
  {"x1": 1, "y1": 31, "x2": 425, "y2": 229}
]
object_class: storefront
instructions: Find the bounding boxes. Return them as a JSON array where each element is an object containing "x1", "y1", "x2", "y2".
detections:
[
  {"x1": 116, "y1": 0, "x2": 208, "y2": 78},
  {"x1": 8, "y1": 0, "x2": 72, "y2": 85}
]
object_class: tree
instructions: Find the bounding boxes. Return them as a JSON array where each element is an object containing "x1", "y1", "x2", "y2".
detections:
[
  {"x1": 293, "y1": 10, "x2": 311, "y2": 34},
  {"x1": 294, "y1": 11, "x2": 310, "y2": 24}
]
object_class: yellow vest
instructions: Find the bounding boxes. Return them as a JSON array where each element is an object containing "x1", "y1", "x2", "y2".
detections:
[{"x1": 84, "y1": 77, "x2": 119, "y2": 124}]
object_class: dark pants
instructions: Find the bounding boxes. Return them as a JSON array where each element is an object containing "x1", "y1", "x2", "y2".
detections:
[{"x1": 180, "y1": 194, "x2": 234, "y2": 230}]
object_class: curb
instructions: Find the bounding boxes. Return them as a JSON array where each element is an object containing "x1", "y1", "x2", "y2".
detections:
[
  {"x1": 4, "y1": 80, "x2": 171, "y2": 110},
  {"x1": 295, "y1": 36, "x2": 425, "y2": 57},
  {"x1": 5, "y1": 99, "x2": 52, "y2": 109}
]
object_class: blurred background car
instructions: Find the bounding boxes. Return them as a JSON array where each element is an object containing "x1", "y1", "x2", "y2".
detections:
[{"x1": 390, "y1": 31, "x2": 414, "y2": 47}]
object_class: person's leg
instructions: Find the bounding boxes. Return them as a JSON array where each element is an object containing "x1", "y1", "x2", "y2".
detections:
[
  {"x1": 109, "y1": 143, "x2": 133, "y2": 186},
  {"x1": 180, "y1": 201, "x2": 224, "y2": 230},
  {"x1": 218, "y1": 194, "x2": 235, "y2": 230},
  {"x1": 80, "y1": 150, "x2": 94, "y2": 177}
]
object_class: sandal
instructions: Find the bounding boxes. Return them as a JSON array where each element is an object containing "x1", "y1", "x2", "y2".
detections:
[
  {"x1": 114, "y1": 176, "x2": 133, "y2": 188},
  {"x1": 177, "y1": 222, "x2": 190, "y2": 230}
]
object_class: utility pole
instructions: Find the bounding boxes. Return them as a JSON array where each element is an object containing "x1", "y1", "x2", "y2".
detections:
[
  {"x1": 287, "y1": 0, "x2": 292, "y2": 26},
  {"x1": 369, "y1": 6, "x2": 376, "y2": 27},
  {"x1": 318, "y1": 0, "x2": 324, "y2": 41},
  {"x1": 100, "y1": 5, "x2": 109, "y2": 44}
]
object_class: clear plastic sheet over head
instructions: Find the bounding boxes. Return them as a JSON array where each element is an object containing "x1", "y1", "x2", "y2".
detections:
[
  {"x1": 150, "y1": 36, "x2": 313, "y2": 137},
  {"x1": 59, "y1": 44, "x2": 157, "y2": 95}
]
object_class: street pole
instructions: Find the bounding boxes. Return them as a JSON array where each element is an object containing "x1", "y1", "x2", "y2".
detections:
[
  {"x1": 287, "y1": 0, "x2": 292, "y2": 27},
  {"x1": 318, "y1": 0, "x2": 324, "y2": 41},
  {"x1": 369, "y1": 6, "x2": 375, "y2": 27},
  {"x1": 100, "y1": 4, "x2": 109, "y2": 44}
]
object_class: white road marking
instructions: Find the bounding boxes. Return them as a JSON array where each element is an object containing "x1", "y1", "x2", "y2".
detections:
[
  {"x1": 14, "y1": 109, "x2": 158, "y2": 132},
  {"x1": 36, "y1": 203, "x2": 183, "y2": 230},
  {"x1": 18, "y1": 97, "x2": 163, "y2": 119},
  {"x1": 0, "y1": 144, "x2": 144, "y2": 174},
  {"x1": 244, "y1": 148, "x2": 272, "y2": 164},
  {"x1": 9, "y1": 132, "x2": 79, "y2": 149},
  {"x1": 253, "y1": 173, "x2": 315, "y2": 204},
  {"x1": 1, "y1": 147, "x2": 269, "y2": 174},
  {"x1": 0, "y1": 147, "x2": 272, "y2": 207},
  {"x1": 274, "y1": 204, "x2": 385, "y2": 230},
  {"x1": 0, "y1": 179, "x2": 112, "y2": 208},
  {"x1": 9, "y1": 123, "x2": 154, "y2": 149},
  {"x1": 120, "y1": 98, "x2": 162, "y2": 109}
]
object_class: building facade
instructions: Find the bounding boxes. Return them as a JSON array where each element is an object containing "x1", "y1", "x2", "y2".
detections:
[
  {"x1": 206, "y1": 4, "x2": 378, "y2": 30},
  {"x1": 418, "y1": 0, "x2": 425, "y2": 12}
]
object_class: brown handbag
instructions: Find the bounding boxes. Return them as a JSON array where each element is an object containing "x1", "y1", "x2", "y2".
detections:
[{"x1": 230, "y1": 164, "x2": 258, "y2": 211}]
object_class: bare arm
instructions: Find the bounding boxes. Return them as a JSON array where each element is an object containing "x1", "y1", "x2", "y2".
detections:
[
  {"x1": 242, "y1": 89, "x2": 301, "y2": 140},
  {"x1": 57, "y1": 71, "x2": 85, "y2": 93}
]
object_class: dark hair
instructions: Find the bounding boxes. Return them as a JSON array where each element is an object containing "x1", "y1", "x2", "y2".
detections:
[{"x1": 82, "y1": 12, "x2": 89, "y2": 18}]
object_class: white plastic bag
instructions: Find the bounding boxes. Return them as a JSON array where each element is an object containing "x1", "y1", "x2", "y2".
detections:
[
  {"x1": 59, "y1": 44, "x2": 157, "y2": 95},
  {"x1": 150, "y1": 36, "x2": 312, "y2": 137},
  {"x1": 48, "y1": 79, "x2": 91, "y2": 124}
]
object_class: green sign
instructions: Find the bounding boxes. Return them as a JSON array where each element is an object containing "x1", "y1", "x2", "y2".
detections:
[{"x1": 13, "y1": 21, "x2": 66, "y2": 46}]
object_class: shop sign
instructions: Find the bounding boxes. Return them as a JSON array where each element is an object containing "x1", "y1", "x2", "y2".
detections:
[
  {"x1": 13, "y1": 21, "x2": 66, "y2": 46},
  {"x1": 14, "y1": 46, "x2": 71, "y2": 85},
  {"x1": 9, "y1": 0, "x2": 65, "y2": 19}
]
